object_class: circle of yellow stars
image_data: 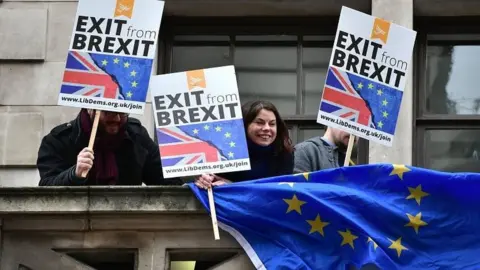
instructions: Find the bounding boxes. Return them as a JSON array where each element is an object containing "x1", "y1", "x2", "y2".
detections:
[
  {"x1": 100, "y1": 57, "x2": 138, "y2": 99},
  {"x1": 279, "y1": 164, "x2": 431, "y2": 260},
  {"x1": 355, "y1": 81, "x2": 390, "y2": 130}
]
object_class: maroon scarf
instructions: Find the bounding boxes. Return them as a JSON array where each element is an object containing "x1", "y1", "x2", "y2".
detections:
[{"x1": 79, "y1": 109, "x2": 126, "y2": 185}]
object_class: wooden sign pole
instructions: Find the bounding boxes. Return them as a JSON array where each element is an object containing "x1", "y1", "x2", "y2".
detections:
[
  {"x1": 80, "y1": 110, "x2": 101, "y2": 178},
  {"x1": 208, "y1": 187, "x2": 220, "y2": 240},
  {"x1": 343, "y1": 134, "x2": 356, "y2": 167}
]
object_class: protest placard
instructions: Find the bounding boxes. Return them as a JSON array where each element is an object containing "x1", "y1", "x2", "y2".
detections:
[
  {"x1": 317, "y1": 6, "x2": 417, "y2": 148},
  {"x1": 57, "y1": 0, "x2": 164, "y2": 115},
  {"x1": 150, "y1": 66, "x2": 251, "y2": 179}
]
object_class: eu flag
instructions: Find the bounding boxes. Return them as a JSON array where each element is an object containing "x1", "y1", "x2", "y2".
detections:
[
  {"x1": 347, "y1": 72, "x2": 403, "y2": 135},
  {"x1": 177, "y1": 119, "x2": 249, "y2": 160},
  {"x1": 89, "y1": 52, "x2": 153, "y2": 102},
  {"x1": 318, "y1": 67, "x2": 402, "y2": 136},
  {"x1": 188, "y1": 164, "x2": 480, "y2": 269}
]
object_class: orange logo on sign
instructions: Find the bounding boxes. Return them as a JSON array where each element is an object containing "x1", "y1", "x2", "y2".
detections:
[
  {"x1": 186, "y1": 69, "x2": 206, "y2": 90},
  {"x1": 371, "y1": 17, "x2": 391, "y2": 44},
  {"x1": 114, "y1": 0, "x2": 135, "y2": 19}
]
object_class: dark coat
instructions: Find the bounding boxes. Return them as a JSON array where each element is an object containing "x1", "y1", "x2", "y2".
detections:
[
  {"x1": 217, "y1": 140, "x2": 294, "y2": 182},
  {"x1": 37, "y1": 113, "x2": 182, "y2": 186}
]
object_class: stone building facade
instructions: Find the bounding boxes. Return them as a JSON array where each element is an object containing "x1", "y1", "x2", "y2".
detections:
[{"x1": 1, "y1": 0, "x2": 480, "y2": 269}]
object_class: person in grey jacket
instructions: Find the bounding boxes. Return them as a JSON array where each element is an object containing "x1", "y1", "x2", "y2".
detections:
[{"x1": 293, "y1": 126, "x2": 355, "y2": 173}]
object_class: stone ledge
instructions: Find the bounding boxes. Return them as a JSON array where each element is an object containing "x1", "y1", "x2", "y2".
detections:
[{"x1": 0, "y1": 186, "x2": 204, "y2": 214}]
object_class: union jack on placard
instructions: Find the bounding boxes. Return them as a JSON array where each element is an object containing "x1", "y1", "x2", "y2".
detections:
[
  {"x1": 60, "y1": 51, "x2": 124, "y2": 100},
  {"x1": 320, "y1": 67, "x2": 375, "y2": 128},
  {"x1": 157, "y1": 127, "x2": 225, "y2": 167}
]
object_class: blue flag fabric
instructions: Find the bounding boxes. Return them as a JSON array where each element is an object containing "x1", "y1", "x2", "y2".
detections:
[
  {"x1": 346, "y1": 72, "x2": 403, "y2": 135},
  {"x1": 89, "y1": 52, "x2": 152, "y2": 102},
  {"x1": 188, "y1": 164, "x2": 480, "y2": 270}
]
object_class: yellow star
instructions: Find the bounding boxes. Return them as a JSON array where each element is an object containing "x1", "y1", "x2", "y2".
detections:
[
  {"x1": 113, "y1": 58, "x2": 119, "y2": 64},
  {"x1": 306, "y1": 214, "x2": 329, "y2": 236},
  {"x1": 294, "y1": 172, "x2": 309, "y2": 181},
  {"x1": 338, "y1": 229, "x2": 358, "y2": 249},
  {"x1": 124, "y1": 62, "x2": 130, "y2": 68},
  {"x1": 131, "y1": 81, "x2": 138, "y2": 87},
  {"x1": 368, "y1": 83, "x2": 374, "y2": 89},
  {"x1": 367, "y1": 237, "x2": 378, "y2": 250},
  {"x1": 388, "y1": 237, "x2": 408, "y2": 257},
  {"x1": 389, "y1": 164, "x2": 410, "y2": 180},
  {"x1": 382, "y1": 99, "x2": 388, "y2": 106},
  {"x1": 101, "y1": 59, "x2": 108, "y2": 66},
  {"x1": 283, "y1": 194, "x2": 307, "y2": 214},
  {"x1": 377, "y1": 89, "x2": 383, "y2": 95},
  {"x1": 378, "y1": 121, "x2": 384, "y2": 128},
  {"x1": 382, "y1": 111, "x2": 389, "y2": 118},
  {"x1": 130, "y1": 70, "x2": 137, "y2": 77},
  {"x1": 126, "y1": 91, "x2": 133, "y2": 98},
  {"x1": 405, "y1": 212, "x2": 428, "y2": 234},
  {"x1": 357, "y1": 82, "x2": 363, "y2": 89},
  {"x1": 406, "y1": 185, "x2": 429, "y2": 205}
]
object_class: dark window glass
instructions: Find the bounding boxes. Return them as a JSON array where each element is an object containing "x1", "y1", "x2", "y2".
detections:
[
  {"x1": 298, "y1": 127, "x2": 324, "y2": 142},
  {"x1": 168, "y1": 33, "x2": 368, "y2": 164},
  {"x1": 235, "y1": 46, "x2": 297, "y2": 115},
  {"x1": 426, "y1": 45, "x2": 480, "y2": 115},
  {"x1": 236, "y1": 35, "x2": 297, "y2": 41},
  {"x1": 171, "y1": 46, "x2": 231, "y2": 72},
  {"x1": 302, "y1": 47, "x2": 332, "y2": 115},
  {"x1": 174, "y1": 35, "x2": 230, "y2": 41},
  {"x1": 424, "y1": 129, "x2": 480, "y2": 172}
]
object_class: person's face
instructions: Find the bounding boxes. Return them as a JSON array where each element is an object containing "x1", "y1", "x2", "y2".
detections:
[
  {"x1": 247, "y1": 109, "x2": 277, "y2": 147},
  {"x1": 97, "y1": 111, "x2": 128, "y2": 135},
  {"x1": 333, "y1": 129, "x2": 352, "y2": 150}
]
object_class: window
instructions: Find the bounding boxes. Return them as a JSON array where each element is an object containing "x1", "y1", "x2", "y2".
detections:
[
  {"x1": 235, "y1": 43, "x2": 297, "y2": 115},
  {"x1": 159, "y1": 20, "x2": 369, "y2": 164},
  {"x1": 415, "y1": 20, "x2": 480, "y2": 172}
]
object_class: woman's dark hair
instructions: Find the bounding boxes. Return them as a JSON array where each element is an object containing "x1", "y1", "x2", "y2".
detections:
[{"x1": 241, "y1": 100, "x2": 293, "y2": 154}]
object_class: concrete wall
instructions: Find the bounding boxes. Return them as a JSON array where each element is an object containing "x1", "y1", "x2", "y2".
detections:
[
  {"x1": 1, "y1": 0, "x2": 479, "y2": 269},
  {"x1": 0, "y1": 186, "x2": 255, "y2": 270},
  {"x1": 368, "y1": 0, "x2": 413, "y2": 165},
  {"x1": 0, "y1": 1, "x2": 155, "y2": 186},
  {"x1": 0, "y1": 0, "x2": 414, "y2": 187},
  {"x1": 2, "y1": 0, "x2": 480, "y2": 187}
]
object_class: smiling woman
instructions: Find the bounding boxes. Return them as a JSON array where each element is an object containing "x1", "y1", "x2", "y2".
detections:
[
  {"x1": 242, "y1": 100, "x2": 292, "y2": 155},
  {"x1": 247, "y1": 108, "x2": 277, "y2": 147},
  {"x1": 193, "y1": 100, "x2": 294, "y2": 188}
]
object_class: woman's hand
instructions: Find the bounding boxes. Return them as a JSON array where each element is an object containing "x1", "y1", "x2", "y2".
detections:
[
  {"x1": 194, "y1": 174, "x2": 215, "y2": 189},
  {"x1": 211, "y1": 175, "x2": 232, "y2": 186},
  {"x1": 194, "y1": 174, "x2": 232, "y2": 189}
]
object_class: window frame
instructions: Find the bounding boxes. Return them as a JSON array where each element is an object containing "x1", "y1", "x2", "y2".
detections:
[
  {"x1": 413, "y1": 16, "x2": 480, "y2": 168},
  {"x1": 156, "y1": 17, "x2": 369, "y2": 165}
]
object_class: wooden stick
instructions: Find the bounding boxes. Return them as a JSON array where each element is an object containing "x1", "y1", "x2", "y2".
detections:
[
  {"x1": 208, "y1": 187, "x2": 220, "y2": 240},
  {"x1": 343, "y1": 134, "x2": 356, "y2": 167},
  {"x1": 81, "y1": 110, "x2": 101, "y2": 178}
]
